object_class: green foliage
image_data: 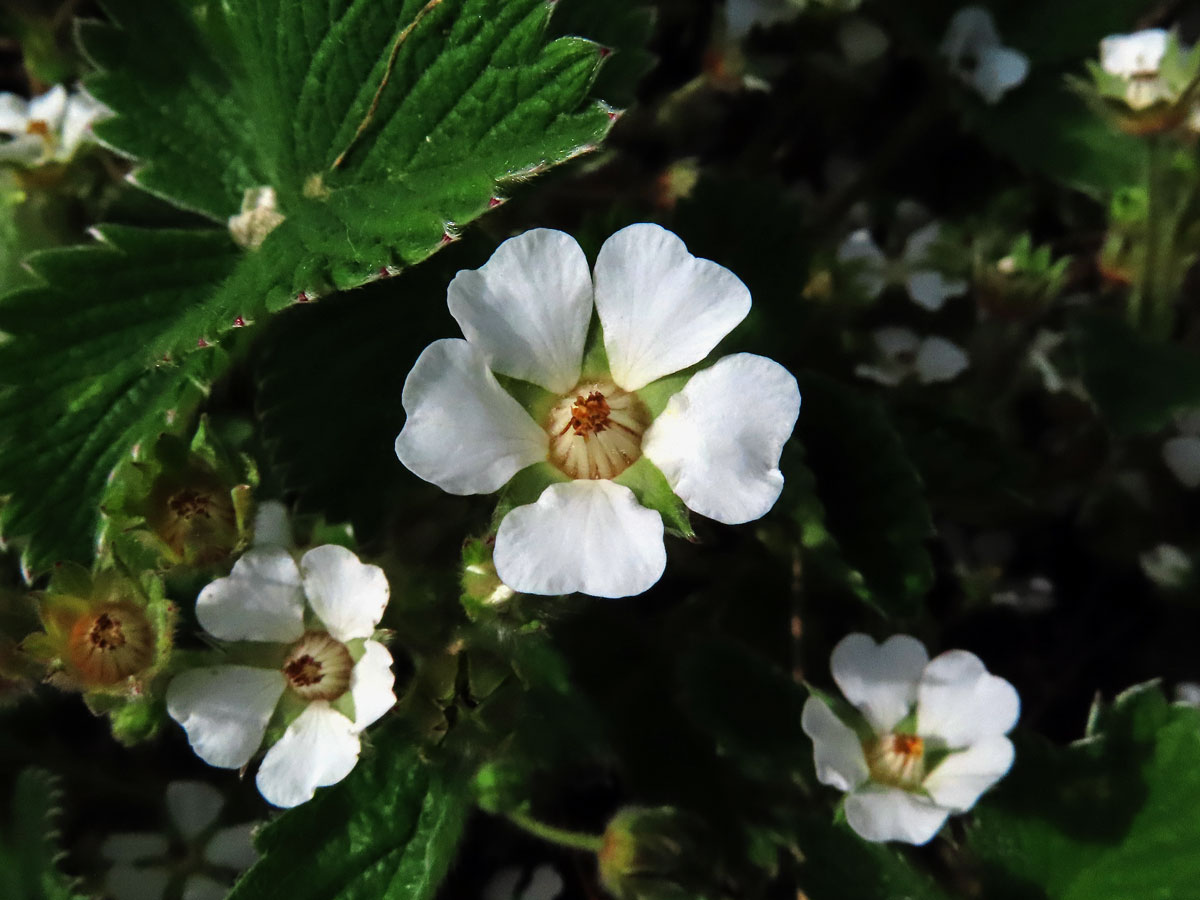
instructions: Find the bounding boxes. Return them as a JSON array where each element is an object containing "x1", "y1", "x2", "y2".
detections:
[
  {"x1": 788, "y1": 374, "x2": 934, "y2": 619},
  {"x1": 677, "y1": 636, "x2": 807, "y2": 774},
  {"x1": 0, "y1": 0, "x2": 618, "y2": 573},
  {"x1": 615, "y1": 457, "x2": 695, "y2": 540},
  {"x1": 1073, "y1": 313, "x2": 1200, "y2": 436},
  {"x1": 0, "y1": 227, "x2": 238, "y2": 573},
  {"x1": 228, "y1": 735, "x2": 470, "y2": 900},
  {"x1": 0, "y1": 769, "x2": 86, "y2": 900},
  {"x1": 968, "y1": 683, "x2": 1200, "y2": 899}
]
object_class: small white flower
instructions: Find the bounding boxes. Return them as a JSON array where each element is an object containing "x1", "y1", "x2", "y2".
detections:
[
  {"x1": 228, "y1": 186, "x2": 286, "y2": 250},
  {"x1": 837, "y1": 224, "x2": 967, "y2": 311},
  {"x1": 1099, "y1": 29, "x2": 1175, "y2": 111},
  {"x1": 0, "y1": 85, "x2": 110, "y2": 166},
  {"x1": 1140, "y1": 543, "x2": 1192, "y2": 588},
  {"x1": 940, "y1": 6, "x2": 1030, "y2": 104},
  {"x1": 483, "y1": 863, "x2": 565, "y2": 900},
  {"x1": 1175, "y1": 681, "x2": 1200, "y2": 707},
  {"x1": 394, "y1": 224, "x2": 800, "y2": 599},
  {"x1": 855, "y1": 327, "x2": 969, "y2": 386},
  {"x1": 802, "y1": 633, "x2": 1019, "y2": 844},
  {"x1": 723, "y1": 0, "x2": 804, "y2": 40},
  {"x1": 166, "y1": 544, "x2": 395, "y2": 808},
  {"x1": 1163, "y1": 409, "x2": 1200, "y2": 488},
  {"x1": 101, "y1": 780, "x2": 258, "y2": 900}
]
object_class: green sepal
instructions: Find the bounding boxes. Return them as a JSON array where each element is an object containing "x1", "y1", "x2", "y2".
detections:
[
  {"x1": 495, "y1": 374, "x2": 556, "y2": 426},
  {"x1": 491, "y1": 462, "x2": 568, "y2": 529},
  {"x1": 614, "y1": 457, "x2": 694, "y2": 540},
  {"x1": 579, "y1": 316, "x2": 611, "y2": 381}
]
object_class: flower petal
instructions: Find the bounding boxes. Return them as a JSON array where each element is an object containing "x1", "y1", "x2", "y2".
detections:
[
  {"x1": 204, "y1": 823, "x2": 259, "y2": 870},
  {"x1": 99, "y1": 833, "x2": 170, "y2": 864},
  {"x1": 59, "y1": 89, "x2": 108, "y2": 158},
  {"x1": 914, "y1": 337, "x2": 969, "y2": 384},
  {"x1": 643, "y1": 353, "x2": 800, "y2": 524},
  {"x1": 1100, "y1": 29, "x2": 1168, "y2": 77},
  {"x1": 837, "y1": 229, "x2": 888, "y2": 300},
  {"x1": 106, "y1": 865, "x2": 171, "y2": 900},
  {"x1": 0, "y1": 93, "x2": 29, "y2": 135},
  {"x1": 831, "y1": 633, "x2": 929, "y2": 733},
  {"x1": 1163, "y1": 435, "x2": 1200, "y2": 488},
  {"x1": 448, "y1": 229, "x2": 592, "y2": 394},
  {"x1": 182, "y1": 875, "x2": 229, "y2": 900},
  {"x1": 350, "y1": 639, "x2": 396, "y2": 730},
  {"x1": 905, "y1": 271, "x2": 968, "y2": 311},
  {"x1": 594, "y1": 224, "x2": 751, "y2": 391},
  {"x1": 917, "y1": 650, "x2": 1019, "y2": 748},
  {"x1": 166, "y1": 666, "x2": 286, "y2": 769},
  {"x1": 972, "y1": 46, "x2": 1030, "y2": 103},
  {"x1": 493, "y1": 480, "x2": 665, "y2": 598},
  {"x1": 196, "y1": 548, "x2": 305, "y2": 643},
  {"x1": 255, "y1": 703, "x2": 361, "y2": 808},
  {"x1": 922, "y1": 735, "x2": 1014, "y2": 811},
  {"x1": 27, "y1": 85, "x2": 67, "y2": 131},
  {"x1": 941, "y1": 6, "x2": 999, "y2": 65},
  {"x1": 166, "y1": 781, "x2": 223, "y2": 840},
  {"x1": 395, "y1": 338, "x2": 548, "y2": 495},
  {"x1": 299, "y1": 545, "x2": 390, "y2": 642},
  {"x1": 844, "y1": 785, "x2": 950, "y2": 845},
  {"x1": 801, "y1": 697, "x2": 869, "y2": 792},
  {"x1": 252, "y1": 500, "x2": 291, "y2": 548}
]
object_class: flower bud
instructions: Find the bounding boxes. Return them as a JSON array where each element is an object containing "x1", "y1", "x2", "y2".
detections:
[
  {"x1": 597, "y1": 807, "x2": 721, "y2": 900},
  {"x1": 1083, "y1": 30, "x2": 1200, "y2": 136},
  {"x1": 23, "y1": 564, "x2": 170, "y2": 694}
]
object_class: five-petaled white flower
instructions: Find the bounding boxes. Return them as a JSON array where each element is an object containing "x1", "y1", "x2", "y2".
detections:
[
  {"x1": 837, "y1": 223, "x2": 968, "y2": 311},
  {"x1": 395, "y1": 224, "x2": 801, "y2": 599},
  {"x1": 1100, "y1": 29, "x2": 1172, "y2": 110},
  {"x1": 940, "y1": 6, "x2": 1030, "y2": 104},
  {"x1": 166, "y1": 537, "x2": 395, "y2": 808},
  {"x1": 855, "y1": 327, "x2": 969, "y2": 386},
  {"x1": 802, "y1": 633, "x2": 1019, "y2": 844},
  {"x1": 0, "y1": 84, "x2": 110, "y2": 166},
  {"x1": 101, "y1": 780, "x2": 258, "y2": 900}
]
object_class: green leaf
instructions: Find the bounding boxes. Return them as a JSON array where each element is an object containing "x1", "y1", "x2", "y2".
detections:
[
  {"x1": 0, "y1": 227, "x2": 239, "y2": 573},
  {"x1": 549, "y1": 0, "x2": 656, "y2": 107},
  {"x1": 968, "y1": 79, "x2": 1145, "y2": 197},
  {"x1": 968, "y1": 682, "x2": 1200, "y2": 900},
  {"x1": 1073, "y1": 313, "x2": 1200, "y2": 436},
  {"x1": 677, "y1": 636, "x2": 807, "y2": 773},
  {"x1": 789, "y1": 374, "x2": 934, "y2": 619},
  {"x1": 228, "y1": 736, "x2": 470, "y2": 900},
  {"x1": 0, "y1": 768, "x2": 86, "y2": 900},
  {"x1": 3, "y1": 0, "x2": 618, "y2": 571},
  {"x1": 785, "y1": 813, "x2": 952, "y2": 900}
]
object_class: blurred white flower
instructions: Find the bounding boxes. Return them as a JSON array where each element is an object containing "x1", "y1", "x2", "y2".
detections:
[
  {"x1": 991, "y1": 575, "x2": 1055, "y2": 613},
  {"x1": 0, "y1": 85, "x2": 110, "y2": 166},
  {"x1": 102, "y1": 781, "x2": 258, "y2": 900},
  {"x1": 483, "y1": 863, "x2": 564, "y2": 900},
  {"x1": 1140, "y1": 544, "x2": 1192, "y2": 588},
  {"x1": 1100, "y1": 29, "x2": 1172, "y2": 110},
  {"x1": 838, "y1": 17, "x2": 890, "y2": 66},
  {"x1": 837, "y1": 223, "x2": 967, "y2": 311},
  {"x1": 167, "y1": 544, "x2": 395, "y2": 808},
  {"x1": 723, "y1": 0, "x2": 804, "y2": 40},
  {"x1": 1163, "y1": 409, "x2": 1200, "y2": 488},
  {"x1": 803, "y1": 633, "x2": 1019, "y2": 844},
  {"x1": 1175, "y1": 681, "x2": 1200, "y2": 707},
  {"x1": 940, "y1": 6, "x2": 1029, "y2": 104},
  {"x1": 394, "y1": 225, "x2": 800, "y2": 599},
  {"x1": 855, "y1": 327, "x2": 969, "y2": 386}
]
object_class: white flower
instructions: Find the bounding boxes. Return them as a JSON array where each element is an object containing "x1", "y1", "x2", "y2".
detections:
[
  {"x1": 101, "y1": 780, "x2": 258, "y2": 900},
  {"x1": 394, "y1": 224, "x2": 800, "y2": 599},
  {"x1": 1099, "y1": 29, "x2": 1174, "y2": 111},
  {"x1": 228, "y1": 186, "x2": 286, "y2": 250},
  {"x1": 0, "y1": 85, "x2": 110, "y2": 166},
  {"x1": 723, "y1": 0, "x2": 804, "y2": 40},
  {"x1": 1140, "y1": 544, "x2": 1192, "y2": 588},
  {"x1": 837, "y1": 224, "x2": 967, "y2": 311},
  {"x1": 1163, "y1": 409, "x2": 1200, "y2": 488},
  {"x1": 855, "y1": 327, "x2": 969, "y2": 386},
  {"x1": 483, "y1": 863, "x2": 565, "y2": 900},
  {"x1": 802, "y1": 633, "x2": 1019, "y2": 844},
  {"x1": 838, "y1": 17, "x2": 890, "y2": 67},
  {"x1": 1175, "y1": 681, "x2": 1200, "y2": 707},
  {"x1": 940, "y1": 6, "x2": 1030, "y2": 104},
  {"x1": 166, "y1": 544, "x2": 395, "y2": 808}
]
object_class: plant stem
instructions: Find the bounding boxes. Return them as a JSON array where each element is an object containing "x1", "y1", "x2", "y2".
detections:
[
  {"x1": 505, "y1": 808, "x2": 605, "y2": 853},
  {"x1": 1136, "y1": 135, "x2": 1174, "y2": 339}
]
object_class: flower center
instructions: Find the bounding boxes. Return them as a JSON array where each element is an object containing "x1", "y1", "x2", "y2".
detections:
[
  {"x1": 865, "y1": 732, "x2": 926, "y2": 789},
  {"x1": 282, "y1": 631, "x2": 353, "y2": 702},
  {"x1": 66, "y1": 604, "x2": 154, "y2": 685},
  {"x1": 25, "y1": 120, "x2": 50, "y2": 137},
  {"x1": 546, "y1": 381, "x2": 650, "y2": 480}
]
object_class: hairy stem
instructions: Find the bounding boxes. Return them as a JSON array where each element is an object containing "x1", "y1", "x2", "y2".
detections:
[{"x1": 505, "y1": 808, "x2": 605, "y2": 853}]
